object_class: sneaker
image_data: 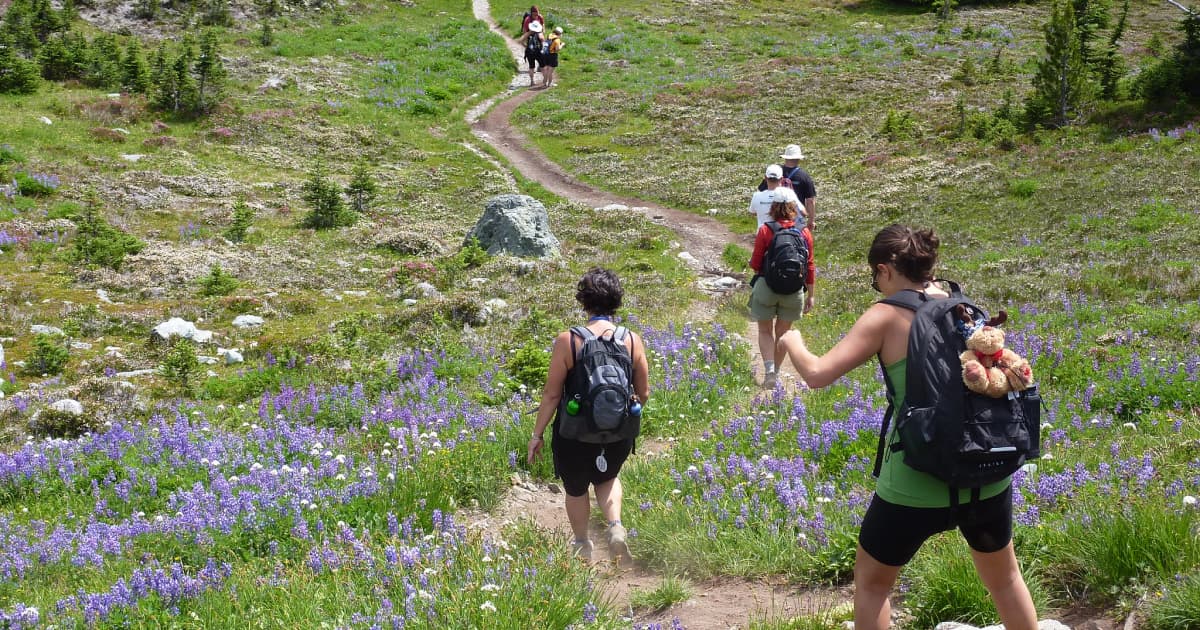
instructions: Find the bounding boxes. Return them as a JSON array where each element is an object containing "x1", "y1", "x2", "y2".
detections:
[
  {"x1": 762, "y1": 371, "x2": 777, "y2": 389},
  {"x1": 571, "y1": 539, "x2": 593, "y2": 561},
  {"x1": 608, "y1": 524, "x2": 631, "y2": 561}
]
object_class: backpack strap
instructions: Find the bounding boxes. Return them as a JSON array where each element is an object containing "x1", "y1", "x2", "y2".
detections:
[
  {"x1": 765, "y1": 220, "x2": 780, "y2": 235},
  {"x1": 877, "y1": 289, "x2": 926, "y2": 311},
  {"x1": 873, "y1": 353, "x2": 900, "y2": 478},
  {"x1": 569, "y1": 325, "x2": 595, "y2": 360}
]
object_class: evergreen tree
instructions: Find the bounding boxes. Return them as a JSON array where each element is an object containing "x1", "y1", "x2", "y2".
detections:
[
  {"x1": 153, "y1": 37, "x2": 195, "y2": 114},
  {"x1": 29, "y1": 0, "x2": 65, "y2": 43},
  {"x1": 258, "y1": 21, "x2": 274, "y2": 47},
  {"x1": 148, "y1": 42, "x2": 168, "y2": 88},
  {"x1": 1027, "y1": 0, "x2": 1094, "y2": 127},
  {"x1": 1072, "y1": 0, "x2": 1111, "y2": 71},
  {"x1": 261, "y1": 0, "x2": 281, "y2": 17},
  {"x1": 301, "y1": 163, "x2": 355, "y2": 230},
  {"x1": 134, "y1": 0, "x2": 160, "y2": 20},
  {"x1": 201, "y1": 0, "x2": 233, "y2": 27},
  {"x1": 37, "y1": 31, "x2": 86, "y2": 81},
  {"x1": 345, "y1": 163, "x2": 378, "y2": 214},
  {"x1": 2, "y1": 2, "x2": 41, "y2": 55},
  {"x1": 86, "y1": 33, "x2": 124, "y2": 89},
  {"x1": 0, "y1": 34, "x2": 41, "y2": 94},
  {"x1": 122, "y1": 38, "x2": 150, "y2": 93},
  {"x1": 192, "y1": 30, "x2": 225, "y2": 115},
  {"x1": 1097, "y1": 0, "x2": 1129, "y2": 99},
  {"x1": 1180, "y1": 9, "x2": 1200, "y2": 99}
]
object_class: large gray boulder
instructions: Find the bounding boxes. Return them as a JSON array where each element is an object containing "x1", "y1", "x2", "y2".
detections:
[{"x1": 465, "y1": 195, "x2": 559, "y2": 259}]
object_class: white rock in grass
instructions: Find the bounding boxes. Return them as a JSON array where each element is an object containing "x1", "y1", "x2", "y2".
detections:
[
  {"x1": 30, "y1": 325, "x2": 65, "y2": 336},
  {"x1": 596, "y1": 203, "x2": 628, "y2": 212},
  {"x1": 1184, "y1": 495, "x2": 1197, "y2": 507},
  {"x1": 69, "y1": 342, "x2": 91, "y2": 350},
  {"x1": 120, "y1": 154, "x2": 146, "y2": 163},
  {"x1": 232, "y1": 315, "x2": 264, "y2": 329},
  {"x1": 0, "y1": 342, "x2": 4, "y2": 365},
  {"x1": 97, "y1": 289, "x2": 114, "y2": 304},
  {"x1": 1037, "y1": 622, "x2": 1071, "y2": 630},
  {"x1": 39, "y1": 116, "x2": 52, "y2": 125},
  {"x1": 49, "y1": 399, "x2": 84, "y2": 416},
  {"x1": 197, "y1": 356, "x2": 219, "y2": 365},
  {"x1": 402, "y1": 299, "x2": 418, "y2": 306},
  {"x1": 152, "y1": 318, "x2": 214, "y2": 343},
  {"x1": 677, "y1": 251, "x2": 700, "y2": 266},
  {"x1": 935, "y1": 624, "x2": 977, "y2": 630},
  {"x1": 414, "y1": 282, "x2": 441, "y2": 299},
  {"x1": 219, "y1": 348, "x2": 244, "y2": 365}
]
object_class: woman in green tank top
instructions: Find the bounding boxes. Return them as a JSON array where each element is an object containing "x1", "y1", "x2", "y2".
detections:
[{"x1": 777, "y1": 225, "x2": 1038, "y2": 630}]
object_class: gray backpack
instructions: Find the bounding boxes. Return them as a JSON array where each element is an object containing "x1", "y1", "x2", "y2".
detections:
[{"x1": 557, "y1": 326, "x2": 641, "y2": 444}]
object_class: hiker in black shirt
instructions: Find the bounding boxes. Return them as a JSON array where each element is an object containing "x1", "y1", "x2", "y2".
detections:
[{"x1": 757, "y1": 144, "x2": 817, "y2": 232}]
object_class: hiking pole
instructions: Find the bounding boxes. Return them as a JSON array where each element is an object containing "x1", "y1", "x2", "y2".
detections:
[{"x1": 1165, "y1": 0, "x2": 1196, "y2": 14}]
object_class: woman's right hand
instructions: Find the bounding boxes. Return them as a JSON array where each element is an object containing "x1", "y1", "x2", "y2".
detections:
[{"x1": 526, "y1": 435, "x2": 544, "y2": 465}]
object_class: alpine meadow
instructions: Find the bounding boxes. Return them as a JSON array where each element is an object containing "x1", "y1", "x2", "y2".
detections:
[{"x1": 0, "y1": 0, "x2": 1198, "y2": 627}]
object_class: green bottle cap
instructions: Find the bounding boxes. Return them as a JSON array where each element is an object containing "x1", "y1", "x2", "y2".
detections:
[{"x1": 566, "y1": 399, "x2": 580, "y2": 415}]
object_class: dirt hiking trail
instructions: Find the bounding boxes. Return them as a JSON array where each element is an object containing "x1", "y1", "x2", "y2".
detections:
[{"x1": 464, "y1": 1, "x2": 826, "y2": 627}]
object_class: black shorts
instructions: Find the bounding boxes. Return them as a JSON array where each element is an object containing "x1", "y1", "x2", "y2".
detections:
[
  {"x1": 551, "y1": 434, "x2": 632, "y2": 497},
  {"x1": 542, "y1": 53, "x2": 559, "y2": 68},
  {"x1": 524, "y1": 51, "x2": 540, "y2": 69},
  {"x1": 858, "y1": 484, "x2": 1014, "y2": 567}
]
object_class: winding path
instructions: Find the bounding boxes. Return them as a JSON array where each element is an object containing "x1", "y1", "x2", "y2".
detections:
[
  {"x1": 463, "y1": 2, "x2": 839, "y2": 629},
  {"x1": 468, "y1": 0, "x2": 736, "y2": 277}
]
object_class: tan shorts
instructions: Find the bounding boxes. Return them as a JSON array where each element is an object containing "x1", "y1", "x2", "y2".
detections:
[{"x1": 749, "y1": 279, "x2": 803, "y2": 321}]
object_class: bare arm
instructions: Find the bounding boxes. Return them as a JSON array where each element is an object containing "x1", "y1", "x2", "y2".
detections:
[
  {"x1": 777, "y1": 304, "x2": 890, "y2": 388},
  {"x1": 630, "y1": 332, "x2": 650, "y2": 403},
  {"x1": 804, "y1": 197, "x2": 815, "y2": 232},
  {"x1": 529, "y1": 331, "x2": 573, "y2": 463}
]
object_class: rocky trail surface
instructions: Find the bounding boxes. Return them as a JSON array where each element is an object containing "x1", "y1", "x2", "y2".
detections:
[{"x1": 462, "y1": 1, "x2": 1111, "y2": 628}]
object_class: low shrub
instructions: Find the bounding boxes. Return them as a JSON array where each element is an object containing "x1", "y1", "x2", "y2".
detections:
[
  {"x1": 160, "y1": 339, "x2": 200, "y2": 392},
  {"x1": 13, "y1": 172, "x2": 60, "y2": 197},
  {"x1": 28, "y1": 408, "x2": 102, "y2": 439},
  {"x1": 68, "y1": 201, "x2": 145, "y2": 270},
  {"x1": 629, "y1": 574, "x2": 692, "y2": 612},
  {"x1": 224, "y1": 200, "x2": 255, "y2": 243},
  {"x1": 1148, "y1": 574, "x2": 1200, "y2": 630},
  {"x1": 198, "y1": 264, "x2": 240, "y2": 297},
  {"x1": 22, "y1": 333, "x2": 70, "y2": 376}
]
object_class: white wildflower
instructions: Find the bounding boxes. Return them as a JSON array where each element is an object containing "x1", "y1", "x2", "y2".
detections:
[
  {"x1": 480, "y1": 601, "x2": 497, "y2": 612},
  {"x1": 1184, "y1": 495, "x2": 1197, "y2": 507}
]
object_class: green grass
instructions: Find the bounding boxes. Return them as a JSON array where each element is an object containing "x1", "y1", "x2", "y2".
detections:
[{"x1": 629, "y1": 574, "x2": 693, "y2": 612}]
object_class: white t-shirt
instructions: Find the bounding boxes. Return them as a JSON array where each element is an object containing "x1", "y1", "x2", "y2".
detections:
[{"x1": 748, "y1": 186, "x2": 799, "y2": 228}]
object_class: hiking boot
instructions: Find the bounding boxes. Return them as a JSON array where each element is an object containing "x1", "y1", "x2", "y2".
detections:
[
  {"x1": 608, "y1": 524, "x2": 631, "y2": 561},
  {"x1": 571, "y1": 539, "x2": 593, "y2": 561},
  {"x1": 762, "y1": 371, "x2": 777, "y2": 389}
]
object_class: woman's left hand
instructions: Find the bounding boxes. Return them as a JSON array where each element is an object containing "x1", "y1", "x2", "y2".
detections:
[{"x1": 804, "y1": 294, "x2": 815, "y2": 314}]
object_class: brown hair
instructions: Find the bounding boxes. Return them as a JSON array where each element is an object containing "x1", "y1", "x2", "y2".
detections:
[
  {"x1": 768, "y1": 200, "x2": 798, "y2": 221},
  {"x1": 575, "y1": 267, "x2": 623, "y2": 316},
  {"x1": 868, "y1": 224, "x2": 939, "y2": 283}
]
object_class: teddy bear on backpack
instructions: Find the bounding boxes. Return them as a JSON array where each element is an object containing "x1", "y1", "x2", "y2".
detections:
[{"x1": 955, "y1": 306, "x2": 1034, "y2": 398}]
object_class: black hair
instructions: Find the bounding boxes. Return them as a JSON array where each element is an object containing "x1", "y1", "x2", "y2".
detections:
[
  {"x1": 868, "y1": 224, "x2": 939, "y2": 283},
  {"x1": 575, "y1": 267, "x2": 623, "y2": 316}
]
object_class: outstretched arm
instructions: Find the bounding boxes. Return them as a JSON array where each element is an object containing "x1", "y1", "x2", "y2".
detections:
[{"x1": 777, "y1": 305, "x2": 889, "y2": 388}]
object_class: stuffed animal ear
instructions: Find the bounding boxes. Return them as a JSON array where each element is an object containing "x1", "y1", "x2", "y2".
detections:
[{"x1": 985, "y1": 310, "x2": 1008, "y2": 327}]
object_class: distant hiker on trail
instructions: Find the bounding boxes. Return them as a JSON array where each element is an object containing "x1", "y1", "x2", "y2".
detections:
[
  {"x1": 540, "y1": 26, "x2": 565, "y2": 88},
  {"x1": 521, "y1": 5, "x2": 544, "y2": 35},
  {"x1": 517, "y1": 20, "x2": 546, "y2": 88},
  {"x1": 776, "y1": 225, "x2": 1039, "y2": 630},
  {"x1": 528, "y1": 267, "x2": 650, "y2": 563},
  {"x1": 757, "y1": 144, "x2": 817, "y2": 232},
  {"x1": 748, "y1": 197, "x2": 814, "y2": 389},
  {"x1": 749, "y1": 164, "x2": 799, "y2": 229}
]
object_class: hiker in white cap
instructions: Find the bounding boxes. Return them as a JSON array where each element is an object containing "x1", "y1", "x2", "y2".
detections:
[
  {"x1": 749, "y1": 164, "x2": 800, "y2": 229},
  {"x1": 758, "y1": 144, "x2": 817, "y2": 232},
  {"x1": 517, "y1": 20, "x2": 546, "y2": 87}
]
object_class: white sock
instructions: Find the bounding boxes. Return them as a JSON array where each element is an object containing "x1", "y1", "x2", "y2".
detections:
[{"x1": 764, "y1": 361, "x2": 775, "y2": 374}]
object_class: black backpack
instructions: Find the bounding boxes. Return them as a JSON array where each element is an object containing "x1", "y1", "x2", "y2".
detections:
[
  {"x1": 761, "y1": 221, "x2": 809, "y2": 295},
  {"x1": 874, "y1": 283, "x2": 1042, "y2": 504},
  {"x1": 526, "y1": 32, "x2": 543, "y2": 56},
  {"x1": 557, "y1": 326, "x2": 641, "y2": 444}
]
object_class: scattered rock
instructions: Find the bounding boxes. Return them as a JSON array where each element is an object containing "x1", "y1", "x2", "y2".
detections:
[
  {"x1": 114, "y1": 369, "x2": 156, "y2": 378},
  {"x1": 516, "y1": 261, "x2": 537, "y2": 276},
  {"x1": 49, "y1": 399, "x2": 84, "y2": 416},
  {"x1": 0, "y1": 342, "x2": 4, "y2": 366},
  {"x1": 257, "y1": 76, "x2": 288, "y2": 92},
  {"x1": 96, "y1": 289, "x2": 114, "y2": 304},
  {"x1": 30, "y1": 325, "x2": 65, "y2": 336},
  {"x1": 104, "y1": 346, "x2": 124, "y2": 358},
  {"x1": 935, "y1": 620, "x2": 1070, "y2": 630},
  {"x1": 220, "y1": 348, "x2": 244, "y2": 365},
  {"x1": 151, "y1": 318, "x2": 214, "y2": 343},
  {"x1": 343, "y1": 290, "x2": 368, "y2": 298},
  {"x1": 120, "y1": 154, "x2": 147, "y2": 163},
  {"x1": 1076, "y1": 621, "x2": 1115, "y2": 630},
  {"x1": 69, "y1": 341, "x2": 92, "y2": 351},
  {"x1": 677, "y1": 251, "x2": 700, "y2": 267},
  {"x1": 485, "y1": 298, "x2": 508, "y2": 310},
  {"x1": 402, "y1": 298, "x2": 418, "y2": 306},
  {"x1": 596, "y1": 203, "x2": 629, "y2": 211},
  {"x1": 700, "y1": 276, "x2": 741, "y2": 291},
  {"x1": 232, "y1": 315, "x2": 265, "y2": 329},
  {"x1": 151, "y1": 120, "x2": 170, "y2": 133},
  {"x1": 39, "y1": 116, "x2": 52, "y2": 125},
  {"x1": 413, "y1": 282, "x2": 442, "y2": 299},
  {"x1": 465, "y1": 194, "x2": 560, "y2": 259},
  {"x1": 197, "y1": 355, "x2": 219, "y2": 365}
]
